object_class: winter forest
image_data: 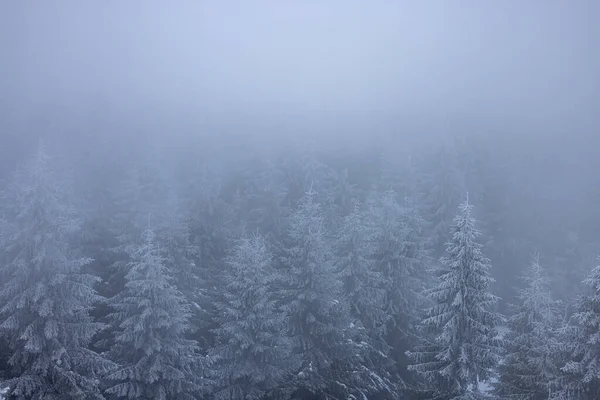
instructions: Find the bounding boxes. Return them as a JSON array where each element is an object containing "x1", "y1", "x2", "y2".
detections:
[{"x1": 1, "y1": 1, "x2": 600, "y2": 400}]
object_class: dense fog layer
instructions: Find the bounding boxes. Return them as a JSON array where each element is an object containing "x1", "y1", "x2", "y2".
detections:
[{"x1": 0, "y1": 1, "x2": 599, "y2": 399}]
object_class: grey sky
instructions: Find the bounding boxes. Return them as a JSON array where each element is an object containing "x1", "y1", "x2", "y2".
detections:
[{"x1": 1, "y1": 0, "x2": 598, "y2": 148}]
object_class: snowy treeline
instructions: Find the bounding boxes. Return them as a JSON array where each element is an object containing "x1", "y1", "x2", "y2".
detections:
[{"x1": 0, "y1": 137, "x2": 599, "y2": 400}]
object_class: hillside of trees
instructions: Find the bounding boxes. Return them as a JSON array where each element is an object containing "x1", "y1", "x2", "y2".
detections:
[{"x1": 0, "y1": 133, "x2": 599, "y2": 400}]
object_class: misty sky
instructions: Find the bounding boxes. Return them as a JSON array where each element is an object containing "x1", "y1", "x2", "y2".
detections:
[{"x1": 1, "y1": 1, "x2": 598, "y2": 151}]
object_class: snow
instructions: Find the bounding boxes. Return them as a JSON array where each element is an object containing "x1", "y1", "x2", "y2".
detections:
[
  {"x1": 476, "y1": 324, "x2": 507, "y2": 394},
  {"x1": 477, "y1": 377, "x2": 497, "y2": 393},
  {"x1": 497, "y1": 325, "x2": 509, "y2": 338}
]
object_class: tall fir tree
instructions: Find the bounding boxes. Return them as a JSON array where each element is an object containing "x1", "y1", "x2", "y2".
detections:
[
  {"x1": 101, "y1": 152, "x2": 204, "y2": 355},
  {"x1": 365, "y1": 188, "x2": 429, "y2": 382},
  {"x1": 548, "y1": 320, "x2": 580, "y2": 400},
  {"x1": 104, "y1": 227, "x2": 206, "y2": 399},
  {"x1": 278, "y1": 188, "x2": 364, "y2": 399},
  {"x1": 495, "y1": 253, "x2": 562, "y2": 399},
  {"x1": 333, "y1": 200, "x2": 399, "y2": 398},
  {"x1": 555, "y1": 258, "x2": 600, "y2": 399},
  {"x1": 183, "y1": 163, "x2": 233, "y2": 351},
  {"x1": 335, "y1": 201, "x2": 386, "y2": 335},
  {"x1": 407, "y1": 199, "x2": 502, "y2": 399},
  {"x1": 211, "y1": 233, "x2": 297, "y2": 400},
  {"x1": 0, "y1": 144, "x2": 113, "y2": 399}
]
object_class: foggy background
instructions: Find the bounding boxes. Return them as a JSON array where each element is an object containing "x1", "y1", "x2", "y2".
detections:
[
  {"x1": 2, "y1": 0, "x2": 599, "y2": 154},
  {"x1": 1, "y1": 1, "x2": 600, "y2": 398},
  {"x1": 2, "y1": 0, "x2": 600, "y2": 298}
]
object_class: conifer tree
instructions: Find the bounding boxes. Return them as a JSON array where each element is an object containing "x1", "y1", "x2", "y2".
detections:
[
  {"x1": 0, "y1": 144, "x2": 112, "y2": 399},
  {"x1": 103, "y1": 153, "x2": 204, "y2": 352},
  {"x1": 366, "y1": 190, "x2": 411, "y2": 329},
  {"x1": 555, "y1": 258, "x2": 600, "y2": 399},
  {"x1": 365, "y1": 188, "x2": 428, "y2": 381},
  {"x1": 335, "y1": 201, "x2": 386, "y2": 334},
  {"x1": 211, "y1": 233, "x2": 297, "y2": 400},
  {"x1": 183, "y1": 163, "x2": 232, "y2": 349},
  {"x1": 548, "y1": 316, "x2": 580, "y2": 400},
  {"x1": 333, "y1": 200, "x2": 399, "y2": 398},
  {"x1": 278, "y1": 188, "x2": 361, "y2": 398},
  {"x1": 495, "y1": 253, "x2": 561, "y2": 399},
  {"x1": 407, "y1": 199, "x2": 502, "y2": 399},
  {"x1": 104, "y1": 227, "x2": 205, "y2": 399}
]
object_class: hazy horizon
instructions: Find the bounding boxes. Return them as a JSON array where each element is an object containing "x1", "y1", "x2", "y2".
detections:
[{"x1": 2, "y1": 1, "x2": 598, "y2": 147}]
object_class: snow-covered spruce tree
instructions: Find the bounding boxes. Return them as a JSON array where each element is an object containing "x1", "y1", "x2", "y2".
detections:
[
  {"x1": 0, "y1": 144, "x2": 113, "y2": 399},
  {"x1": 183, "y1": 163, "x2": 235, "y2": 349},
  {"x1": 156, "y1": 191, "x2": 203, "y2": 327},
  {"x1": 97, "y1": 154, "x2": 201, "y2": 351},
  {"x1": 210, "y1": 233, "x2": 298, "y2": 400},
  {"x1": 278, "y1": 188, "x2": 365, "y2": 399},
  {"x1": 107, "y1": 153, "x2": 209, "y2": 345},
  {"x1": 554, "y1": 258, "x2": 600, "y2": 399},
  {"x1": 407, "y1": 199, "x2": 502, "y2": 399},
  {"x1": 104, "y1": 227, "x2": 206, "y2": 399},
  {"x1": 364, "y1": 188, "x2": 429, "y2": 382},
  {"x1": 0, "y1": 214, "x2": 8, "y2": 380},
  {"x1": 368, "y1": 189, "x2": 429, "y2": 322},
  {"x1": 495, "y1": 253, "x2": 562, "y2": 399},
  {"x1": 335, "y1": 200, "x2": 387, "y2": 335},
  {"x1": 333, "y1": 200, "x2": 399, "y2": 398},
  {"x1": 548, "y1": 313, "x2": 581, "y2": 400}
]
